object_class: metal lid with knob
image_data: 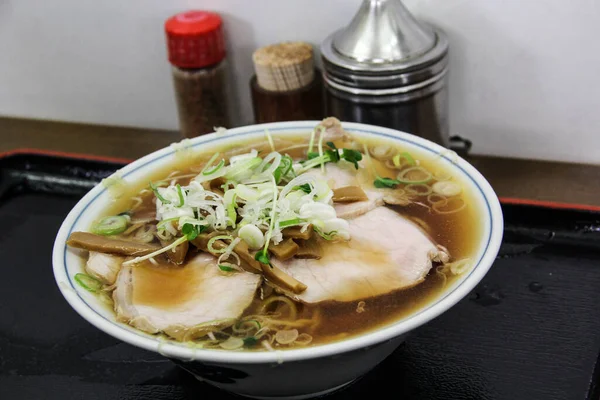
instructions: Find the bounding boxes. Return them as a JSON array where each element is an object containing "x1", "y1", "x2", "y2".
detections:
[{"x1": 321, "y1": 0, "x2": 449, "y2": 97}]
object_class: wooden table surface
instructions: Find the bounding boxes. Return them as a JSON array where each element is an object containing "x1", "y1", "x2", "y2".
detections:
[{"x1": 2, "y1": 116, "x2": 599, "y2": 207}]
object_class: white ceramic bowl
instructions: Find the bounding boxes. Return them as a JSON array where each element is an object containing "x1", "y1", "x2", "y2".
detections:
[{"x1": 53, "y1": 121, "x2": 503, "y2": 399}]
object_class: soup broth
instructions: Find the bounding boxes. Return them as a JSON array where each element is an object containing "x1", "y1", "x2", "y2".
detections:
[{"x1": 70, "y1": 120, "x2": 483, "y2": 350}]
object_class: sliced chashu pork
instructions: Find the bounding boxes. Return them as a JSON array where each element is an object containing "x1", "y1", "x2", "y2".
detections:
[
  {"x1": 113, "y1": 253, "x2": 261, "y2": 340},
  {"x1": 86, "y1": 251, "x2": 124, "y2": 285},
  {"x1": 271, "y1": 206, "x2": 440, "y2": 304},
  {"x1": 301, "y1": 163, "x2": 410, "y2": 219},
  {"x1": 319, "y1": 117, "x2": 352, "y2": 143}
]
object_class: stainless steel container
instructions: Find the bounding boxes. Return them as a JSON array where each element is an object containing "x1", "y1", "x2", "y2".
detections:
[{"x1": 321, "y1": 0, "x2": 450, "y2": 146}]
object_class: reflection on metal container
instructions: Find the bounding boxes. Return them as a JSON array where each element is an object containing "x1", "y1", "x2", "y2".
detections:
[{"x1": 321, "y1": 0, "x2": 450, "y2": 147}]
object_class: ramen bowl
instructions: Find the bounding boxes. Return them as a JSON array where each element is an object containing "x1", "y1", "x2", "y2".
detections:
[{"x1": 53, "y1": 121, "x2": 503, "y2": 399}]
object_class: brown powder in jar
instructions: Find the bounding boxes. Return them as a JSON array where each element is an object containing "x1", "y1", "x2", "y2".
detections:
[{"x1": 171, "y1": 62, "x2": 230, "y2": 138}]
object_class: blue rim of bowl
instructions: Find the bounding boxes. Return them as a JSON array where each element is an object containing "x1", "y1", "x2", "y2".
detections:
[{"x1": 55, "y1": 121, "x2": 501, "y2": 364}]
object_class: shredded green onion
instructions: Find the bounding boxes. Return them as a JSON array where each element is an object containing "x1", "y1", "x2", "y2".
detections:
[
  {"x1": 124, "y1": 235, "x2": 190, "y2": 266},
  {"x1": 308, "y1": 127, "x2": 317, "y2": 154},
  {"x1": 150, "y1": 182, "x2": 171, "y2": 204},
  {"x1": 274, "y1": 155, "x2": 294, "y2": 183},
  {"x1": 176, "y1": 184, "x2": 185, "y2": 206},
  {"x1": 207, "y1": 235, "x2": 234, "y2": 254},
  {"x1": 92, "y1": 216, "x2": 128, "y2": 236},
  {"x1": 201, "y1": 152, "x2": 220, "y2": 175},
  {"x1": 265, "y1": 129, "x2": 275, "y2": 152},
  {"x1": 299, "y1": 147, "x2": 361, "y2": 172},
  {"x1": 226, "y1": 193, "x2": 237, "y2": 228},
  {"x1": 74, "y1": 273, "x2": 103, "y2": 293},
  {"x1": 317, "y1": 126, "x2": 326, "y2": 173},
  {"x1": 314, "y1": 227, "x2": 338, "y2": 241},
  {"x1": 203, "y1": 159, "x2": 225, "y2": 175},
  {"x1": 279, "y1": 218, "x2": 303, "y2": 228},
  {"x1": 258, "y1": 174, "x2": 279, "y2": 262},
  {"x1": 157, "y1": 217, "x2": 180, "y2": 231},
  {"x1": 225, "y1": 157, "x2": 262, "y2": 181}
]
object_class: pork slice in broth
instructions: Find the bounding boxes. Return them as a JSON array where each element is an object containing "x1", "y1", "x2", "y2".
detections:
[
  {"x1": 334, "y1": 191, "x2": 385, "y2": 219},
  {"x1": 301, "y1": 163, "x2": 385, "y2": 219},
  {"x1": 318, "y1": 117, "x2": 352, "y2": 143},
  {"x1": 86, "y1": 251, "x2": 124, "y2": 285},
  {"x1": 113, "y1": 253, "x2": 261, "y2": 340},
  {"x1": 271, "y1": 207, "x2": 441, "y2": 304}
]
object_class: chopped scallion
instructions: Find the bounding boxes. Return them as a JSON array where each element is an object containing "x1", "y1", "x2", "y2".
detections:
[
  {"x1": 393, "y1": 152, "x2": 416, "y2": 168},
  {"x1": 396, "y1": 166, "x2": 432, "y2": 184},
  {"x1": 74, "y1": 273, "x2": 103, "y2": 293},
  {"x1": 92, "y1": 215, "x2": 128, "y2": 236}
]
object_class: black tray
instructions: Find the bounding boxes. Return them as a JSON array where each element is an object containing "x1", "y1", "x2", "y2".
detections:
[{"x1": 1, "y1": 151, "x2": 599, "y2": 400}]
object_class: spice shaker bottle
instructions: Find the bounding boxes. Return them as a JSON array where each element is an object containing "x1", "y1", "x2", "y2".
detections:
[
  {"x1": 250, "y1": 42, "x2": 323, "y2": 123},
  {"x1": 165, "y1": 11, "x2": 230, "y2": 138},
  {"x1": 321, "y1": 0, "x2": 450, "y2": 146}
]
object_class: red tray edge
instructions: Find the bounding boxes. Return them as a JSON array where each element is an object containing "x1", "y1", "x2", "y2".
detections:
[
  {"x1": 0, "y1": 148, "x2": 133, "y2": 165},
  {"x1": 2, "y1": 148, "x2": 599, "y2": 213}
]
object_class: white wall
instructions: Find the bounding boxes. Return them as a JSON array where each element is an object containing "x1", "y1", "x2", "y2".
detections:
[{"x1": 1, "y1": 0, "x2": 599, "y2": 164}]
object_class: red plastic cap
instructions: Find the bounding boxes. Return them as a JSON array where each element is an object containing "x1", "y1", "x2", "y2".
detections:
[{"x1": 165, "y1": 11, "x2": 225, "y2": 68}]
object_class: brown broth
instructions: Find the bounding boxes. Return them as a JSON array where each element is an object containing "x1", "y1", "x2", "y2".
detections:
[{"x1": 94, "y1": 132, "x2": 484, "y2": 347}]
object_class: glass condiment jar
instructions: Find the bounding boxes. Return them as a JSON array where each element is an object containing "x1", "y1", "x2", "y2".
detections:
[
  {"x1": 249, "y1": 42, "x2": 323, "y2": 123},
  {"x1": 165, "y1": 11, "x2": 231, "y2": 138}
]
